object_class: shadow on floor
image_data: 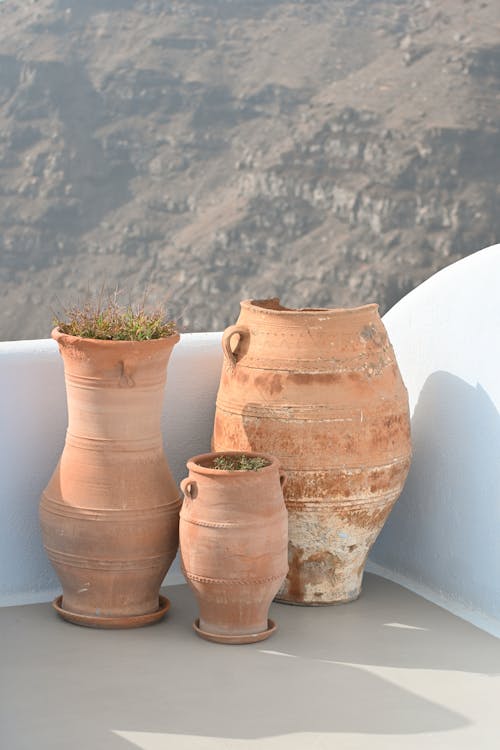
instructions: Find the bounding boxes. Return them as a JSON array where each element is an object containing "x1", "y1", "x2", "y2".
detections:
[{"x1": 3, "y1": 575, "x2": 499, "y2": 749}]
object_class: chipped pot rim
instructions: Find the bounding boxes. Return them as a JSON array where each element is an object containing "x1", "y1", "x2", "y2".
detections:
[{"x1": 240, "y1": 298, "x2": 379, "y2": 317}]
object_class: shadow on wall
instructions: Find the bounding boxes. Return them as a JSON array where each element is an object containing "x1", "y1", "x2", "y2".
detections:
[{"x1": 371, "y1": 370, "x2": 500, "y2": 619}]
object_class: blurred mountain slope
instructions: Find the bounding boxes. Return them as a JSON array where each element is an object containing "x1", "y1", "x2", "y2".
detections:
[{"x1": 0, "y1": 0, "x2": 499, "y2": 338}]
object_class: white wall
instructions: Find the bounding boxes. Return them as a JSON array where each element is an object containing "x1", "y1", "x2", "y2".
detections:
[
  {"x1": 0, "y1": 333, "x2": 223, "y2": 606},
  {"x1": 369, "y1": 244, "x2": 500, "y2": 636},
  {"x1": 1, "y1": 250, "x2": 499, "y2": 637}
]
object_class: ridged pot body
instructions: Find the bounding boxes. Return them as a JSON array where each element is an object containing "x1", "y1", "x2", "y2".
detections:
[
  {"x1": 213, "y1": 299, "x2": 412, "y2": 605},
  {"x1": 179, "y1": 452, "x2": 288, "y2": 636},
  {"x1": 40, "y1": 329, "x2": 181, "y2": 619}
]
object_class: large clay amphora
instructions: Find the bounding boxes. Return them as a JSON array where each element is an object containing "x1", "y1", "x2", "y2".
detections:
[
  {"x1": 213, "y1": 299, "x2": 411, "y2": 605},
  {"x1": 179, "y1": 451, "x2": 288, "y2": 643},
  {"x1": 40, "y1": 329, "x2": 181, "y2": 627}
]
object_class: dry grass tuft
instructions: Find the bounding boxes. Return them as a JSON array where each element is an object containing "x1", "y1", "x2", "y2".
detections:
[
  {"x1": 212, "y1": 455, "x2": 269, "y2": 471},
  {"x1": 53, "y1": 290, "x2": 177, "y2": 341}
]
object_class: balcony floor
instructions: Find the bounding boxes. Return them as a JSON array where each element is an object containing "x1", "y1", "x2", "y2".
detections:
[{"x1": 1, "y1": 573, "x2": 499, "y2": 750}]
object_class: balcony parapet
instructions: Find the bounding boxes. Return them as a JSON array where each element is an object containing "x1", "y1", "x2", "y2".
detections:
[{"x1": 1, "y1": 247, "x2": 499, "y2": 638}]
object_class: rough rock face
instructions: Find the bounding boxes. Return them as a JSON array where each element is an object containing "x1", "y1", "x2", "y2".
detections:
[{"x1": 0, "y1": 0, "x2": 499, "y2": 339}]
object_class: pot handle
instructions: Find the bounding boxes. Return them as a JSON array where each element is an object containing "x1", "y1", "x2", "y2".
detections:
[
  {"x1": 279, "y1": 470, "x2": 287, "y2": 490},
  {"x1": 180, "y1": 478, "x2": 198, "y2": 501},
  {"x1": 222, "y1": 325, "x2": 248, "y2": 370}
]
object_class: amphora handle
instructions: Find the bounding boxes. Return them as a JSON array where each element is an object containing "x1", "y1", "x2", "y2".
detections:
[
  {"x1": 279, "y1": 470, "x2": 287, "y2": 490},
  {"x1": 180, "y1": 478, "x2": 198, "y2": 501},
  {"x1": 222, "y1": 325, "x2": 248, "y2": 370}
]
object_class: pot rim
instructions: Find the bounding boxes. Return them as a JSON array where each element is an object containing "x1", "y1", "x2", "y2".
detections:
[
  {"x1": 51, "y1": 327, "x2": 181, "y2": 347},
  {"x1": 240, "y1": 298, "x2": 379, "y2": 317},
  {"x1": 186, "y1": 450, "x2": 280, "y2": 477}
]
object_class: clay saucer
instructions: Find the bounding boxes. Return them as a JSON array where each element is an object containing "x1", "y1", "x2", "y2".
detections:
[
  {"x1": 192, "y1": 618, "x2": 277, "y2": 644},
  {"x1": 52, "y1": 595, "x2": 170, "y2": 629}
]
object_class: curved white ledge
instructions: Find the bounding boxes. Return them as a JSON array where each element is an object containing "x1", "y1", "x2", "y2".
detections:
[
  {"x1": 1, "y1": 249, "x2": 499, "y2": 638},
  {"x1": 370, "y1": 243, "x2": 500, "y2": 636}
]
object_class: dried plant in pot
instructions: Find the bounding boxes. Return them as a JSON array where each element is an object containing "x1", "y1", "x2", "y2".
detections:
[
  {"x1": 39, "y1": 294, "x2": 181, "y2": 628},
  {"x1": 179, "y1": 451, "x2": 288, "y2": 644}
]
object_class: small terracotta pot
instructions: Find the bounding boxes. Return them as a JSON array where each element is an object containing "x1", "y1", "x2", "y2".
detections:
[
  {"x1": 179, "y1": 451, "x2": 288, "y2": 644},
  {"x1": 40, "y1": 328, "x2": 181, "y2": 628}
]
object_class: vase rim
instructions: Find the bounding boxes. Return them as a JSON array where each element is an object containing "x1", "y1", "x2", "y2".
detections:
[
  {"x1": 51, "y1": 327, "x2": 181, "y2": 347},
  {"x1": 186, "y1": 451, "x2": 280, "y2": 477},
  {"x1": 240, "y1": 298, "x2": 379, "y2": 317}
]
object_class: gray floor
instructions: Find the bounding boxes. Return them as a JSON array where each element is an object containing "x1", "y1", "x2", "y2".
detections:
[{"x1": 1, "y1": 574, "x2": 499, "y2": 750}]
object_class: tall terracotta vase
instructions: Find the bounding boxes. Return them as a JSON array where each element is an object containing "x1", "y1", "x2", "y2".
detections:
[
  {"x1": 179, "y1": 451, "x2": 288, "y2": 644},
  {"x1": 213, "y1": 299, "x2": 412, "y2": 605},
  {"x1": 40, "y1": 328, "x2": 181, "y2": 628}
]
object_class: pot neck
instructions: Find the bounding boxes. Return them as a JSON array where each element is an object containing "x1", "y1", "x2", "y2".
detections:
[{"x1": 240, "y1": 299, "x2": 379, "y2": 321}]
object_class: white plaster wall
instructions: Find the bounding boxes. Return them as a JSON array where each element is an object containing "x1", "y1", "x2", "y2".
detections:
[
  {"x1": 369, "y1": 244, "x2": 500, "y2": 636},
  {"x1": 0, "y1": 332, "x2": 223, "y2": 606},
  {"x1": 1, "y1": 250, "x2": 499, "y2": 637}
]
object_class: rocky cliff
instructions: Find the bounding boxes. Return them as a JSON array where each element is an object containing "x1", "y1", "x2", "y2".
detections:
[{"x1": 0, "y1": 0, "x2": 499, "y2": 338}]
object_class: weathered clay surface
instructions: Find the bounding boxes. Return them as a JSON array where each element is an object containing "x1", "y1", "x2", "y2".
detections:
[
  {"x1": 40, "y1": 329, "x2": 181, "y2": 625},
  {"x1": 213, "y1": 299, "x2": 411, "y2": 605},
  {"x1": 179, "y1": 451, "x2": 288, "y2": 642}
]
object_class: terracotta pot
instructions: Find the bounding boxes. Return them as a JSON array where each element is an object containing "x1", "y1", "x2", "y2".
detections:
[
  {"x1": 213, "y1": 299, "x2": 412, "y2": 605},
  {"x1": 40, "y1": 328, "x2": 181, "y2": 627},
  {"x1": 179, "y1": 451, "x2": 288, "y2": 643}
]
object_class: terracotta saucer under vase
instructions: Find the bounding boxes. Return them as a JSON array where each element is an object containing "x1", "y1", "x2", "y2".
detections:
[
  {"x1": 192, "y1": 618, "x2": 277, "y2": 644},
  {"x1": 52, "y1": 595, "x2": 170, "y2": 629}
]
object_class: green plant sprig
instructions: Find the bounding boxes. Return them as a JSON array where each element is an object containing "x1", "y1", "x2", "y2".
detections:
[{"x1": 212, "y1": 455, "x2": 269, "y2": 472}]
